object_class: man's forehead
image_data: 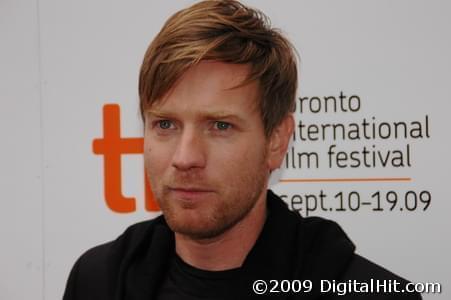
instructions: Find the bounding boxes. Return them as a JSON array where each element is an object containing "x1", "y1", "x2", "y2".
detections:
[
  {"x1": 145, "y1": 107, "x2": 251, "y2": 124},
  {"x1": 145, "y1": 62, "x2": 260, "y2": 114},
  {"x1": 185, "y1": 61, "x2": 251, "y2": 82},
  {"x1": 165, "y1": 61, "x2": 256, "y2": 96}
]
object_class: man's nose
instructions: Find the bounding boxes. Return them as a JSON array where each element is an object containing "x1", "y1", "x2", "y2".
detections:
[{"x1": 171, "y1": 128, "x2": 206, "y2": 171}]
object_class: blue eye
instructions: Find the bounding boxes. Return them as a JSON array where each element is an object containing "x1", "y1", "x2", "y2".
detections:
[
  {"x1": 158, "y1": 120, "x2": 172, "y2": 129},
  {"x1": 215, "y1": 121, "x2": 231, "y2": 130}
]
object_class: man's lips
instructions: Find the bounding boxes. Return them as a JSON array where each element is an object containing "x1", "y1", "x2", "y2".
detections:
[{"x1": 168, "y1": 187, "x2": 215, "y2": 200}]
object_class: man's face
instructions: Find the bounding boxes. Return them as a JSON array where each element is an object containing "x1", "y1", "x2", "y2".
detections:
[{"x1": 144, "y1": 61, "x2": 271, "y2": 240}]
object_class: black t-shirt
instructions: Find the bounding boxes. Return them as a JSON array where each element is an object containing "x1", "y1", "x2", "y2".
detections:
[{"x1": 155, "y1": 253, "x2": 242, "y2": 300}]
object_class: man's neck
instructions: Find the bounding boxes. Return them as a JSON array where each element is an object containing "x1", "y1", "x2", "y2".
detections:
[{"x1": 174, "y1": 193, "x2": 267, "y2": 271}]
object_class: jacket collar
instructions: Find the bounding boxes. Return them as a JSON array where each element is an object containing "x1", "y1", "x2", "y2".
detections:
[{"x1": 121, "y1": 190, "x2": 355, "y2": 299}]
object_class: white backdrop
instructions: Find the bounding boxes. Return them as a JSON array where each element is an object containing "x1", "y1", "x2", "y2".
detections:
[{"x1": 1, "y1": 0, "x2": 450, "y2": 299}]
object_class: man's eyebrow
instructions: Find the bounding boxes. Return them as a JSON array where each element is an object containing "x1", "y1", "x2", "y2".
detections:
[
  {"x1": 146, "y1": 110, "x2": 247, "y2": 123},
  {"x1": 145, "y1": 110, "x2": 174, "y2": 118},
  {"x1": 204, "y1": 112, "x2": 245, "y2": 122}
]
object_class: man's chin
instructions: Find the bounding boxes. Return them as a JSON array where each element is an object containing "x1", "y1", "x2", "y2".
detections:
[{"x1": 163, "y1": 211, "x2": 237, "y2": 240}]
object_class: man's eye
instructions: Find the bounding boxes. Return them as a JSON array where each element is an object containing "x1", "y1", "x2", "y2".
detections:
[
  {"x1": 214, "y1": 121, "x2": 232, "y2": 130},
  {"x1": 157, "y1": 120, "x2": 173, "y2": 129}
]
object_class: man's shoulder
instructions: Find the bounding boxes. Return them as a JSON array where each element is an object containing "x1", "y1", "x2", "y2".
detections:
[
  {"x1": 268, "y1": 190, "x2": 422, "y2": 299},
  {"x1": 343, "y1": 253, "x2": 406, "y2": 281},
  {"x1": 77, "y1": 217, "x2": 162, "y2": 262},
  {"x1": 63, "y1": 216, "x2": 168, "y2": 300},
  {"x1": 335, "y1": 254, "x2": 422, "y2": 299}
]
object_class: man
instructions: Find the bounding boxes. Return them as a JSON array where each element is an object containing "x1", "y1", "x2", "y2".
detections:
[{"x1": 64, "y1": 1, "x2": 421, "y2": 299}]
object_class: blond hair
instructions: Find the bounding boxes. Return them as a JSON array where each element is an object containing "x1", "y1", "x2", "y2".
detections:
[{"x1": 139, "y1": 0, "x2": 298, "y2": 136}]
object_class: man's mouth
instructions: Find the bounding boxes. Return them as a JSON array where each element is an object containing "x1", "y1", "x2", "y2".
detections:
[{"x1": 168, "y1": 186, "x2": 215, "y2": 201}]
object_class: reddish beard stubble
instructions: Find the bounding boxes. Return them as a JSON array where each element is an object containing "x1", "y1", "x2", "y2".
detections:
[{"x1": 145, "y1": 147, "x2": 269, "y2": 240}]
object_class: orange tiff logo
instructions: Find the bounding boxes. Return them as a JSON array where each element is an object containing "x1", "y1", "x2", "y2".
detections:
[{"x1": 92, "y1": 104, "x2": 160, "y2": 213}]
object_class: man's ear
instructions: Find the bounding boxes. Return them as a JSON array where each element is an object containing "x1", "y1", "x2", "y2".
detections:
[{"x1": 267, "y1": 114, "x2": 294, "y2": 171}]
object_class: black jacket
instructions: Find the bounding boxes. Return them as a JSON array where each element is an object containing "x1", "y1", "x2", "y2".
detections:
[{"x1": 63, "y1": 190, "x2": 421, "y2": 299}]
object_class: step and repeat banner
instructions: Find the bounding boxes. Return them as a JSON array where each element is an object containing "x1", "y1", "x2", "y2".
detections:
[{"x1": 1, "y1": 0, "x2": 450, "y2": 299}]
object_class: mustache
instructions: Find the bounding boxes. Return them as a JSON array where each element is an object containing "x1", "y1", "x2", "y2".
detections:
[{"x1": 163, "y1": 171, "x2": 215, "y2": 190}]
